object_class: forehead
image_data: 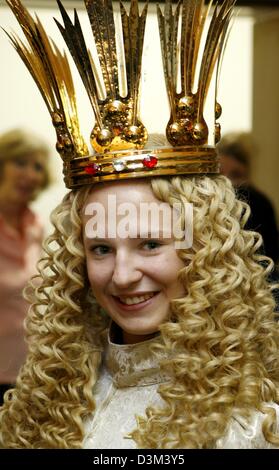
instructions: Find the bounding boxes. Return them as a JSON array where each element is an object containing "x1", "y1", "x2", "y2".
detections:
[
  {"x1": 10, "y1": 150, "x2": 46, "y2": 163},
  {"x1": 82, "y1": 179, "x2": 174, "y2": 238},
  {"x1": 85, "y1": 179, "x2": 160, "y2": 206}
]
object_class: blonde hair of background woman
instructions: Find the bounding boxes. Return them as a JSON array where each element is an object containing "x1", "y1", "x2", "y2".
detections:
[
  {"x1": 0, "y1": 128, "x2": 52, "y2": 190},
  {"x1": 0, "y1": 175, "x2": 278, "y2": 448}
]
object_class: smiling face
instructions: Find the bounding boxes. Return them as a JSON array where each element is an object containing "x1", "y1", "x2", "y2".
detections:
[
  {"x1": 83, "y1": 180, "x2": 186, "y2": 344},
  {"x1": 0, "y1": 152, "x2": 46, "y2": 206}
]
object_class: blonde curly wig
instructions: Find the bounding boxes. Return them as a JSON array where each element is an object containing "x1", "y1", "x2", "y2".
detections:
[{"x1": 0, "y1": 175, "x2": 278, "y2": 448}]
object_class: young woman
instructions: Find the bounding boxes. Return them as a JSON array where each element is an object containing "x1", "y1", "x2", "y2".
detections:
[
  {"x1": 1, "y1": 0, "x2": 278, "y2": 450},
  {"x1": 0, "y1": 128, "x2": 51, "y2": 405},
  {"x1": 0, "y1": 173, "x2": 278, "y2": 449}
]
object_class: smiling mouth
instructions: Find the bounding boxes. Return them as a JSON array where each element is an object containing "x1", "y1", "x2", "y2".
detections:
[{"x1": 113, "y1": 292, "x2": 158, "y2": 306}]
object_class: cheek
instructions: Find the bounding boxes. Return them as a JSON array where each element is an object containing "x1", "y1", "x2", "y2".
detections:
[
  {"x1": 3, "y1": 165, "x2": 17, "y2": 183},
  {"x1": 35, "y1": 173, "x2": 45, "y2": 187},
  {"x1": 86, "y1": 258, "x2": 112, "y2": 294},
  {"x1": 157, "y1": 252, "x2": 185, "y2": 282},
  {"x1": 143, "y1": 255, "x2": 184, "y2": 295},
  {"x1": 159, "y1": 255, "x2": 185, "y2": 298}
]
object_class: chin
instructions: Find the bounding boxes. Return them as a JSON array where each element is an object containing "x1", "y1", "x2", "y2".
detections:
[{"x1": 121, "y1": 321, "x2": 160, "y2": 337}]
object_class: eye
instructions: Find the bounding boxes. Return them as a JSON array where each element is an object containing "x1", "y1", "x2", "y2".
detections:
[
  {"x1": 34, "y1": 162, "x2": 44, "y2": 173},
  {"x1": 90, "y1": 245, "x2": 112, "y2": 256},
  {"x1": 13, "y1": 158, "x2": 27, "y2": 168},
  {"x1": 141, "y1": 240, "x2": 162, "y2": 251}
]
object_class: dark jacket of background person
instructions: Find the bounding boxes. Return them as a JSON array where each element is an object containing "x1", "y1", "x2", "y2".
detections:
[
  {"x1": 218, "y1": 132, "x2": 279, "y2": 266},
  {"x1": 236, "y1": 184, "x2": 279, "y2": 264}
]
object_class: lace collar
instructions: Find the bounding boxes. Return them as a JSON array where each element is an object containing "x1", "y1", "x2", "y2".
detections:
[{"x1": 104, "y1": 323, "x2": 170, "y2": 388}]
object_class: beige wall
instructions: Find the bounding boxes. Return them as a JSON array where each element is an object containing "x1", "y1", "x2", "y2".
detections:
[{"x1": 252, "y1": 14, "x2": 279, "y2": 221}]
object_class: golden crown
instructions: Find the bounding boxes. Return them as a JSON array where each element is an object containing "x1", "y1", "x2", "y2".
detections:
[{"x1": 5, "y1": 0, "x2": 235, "y2": 189}]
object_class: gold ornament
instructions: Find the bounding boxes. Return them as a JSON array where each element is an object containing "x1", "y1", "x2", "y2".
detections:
[{"x1": 4, "y1": 0, "x2": 235, "y2": 188}]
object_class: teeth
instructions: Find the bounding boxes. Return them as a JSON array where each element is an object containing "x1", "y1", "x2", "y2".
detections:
[{"x1": 118, "y1": 293, "x2": 155, "y2": 305}]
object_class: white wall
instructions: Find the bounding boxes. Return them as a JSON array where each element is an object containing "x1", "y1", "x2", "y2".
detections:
[{"x1": 0, "y1": 3, "x2": 254, "y2": 234}]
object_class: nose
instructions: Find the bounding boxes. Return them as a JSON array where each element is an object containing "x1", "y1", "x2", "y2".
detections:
[{"x1": 112, "y1": 249, "x2": 142, "y2": 289}]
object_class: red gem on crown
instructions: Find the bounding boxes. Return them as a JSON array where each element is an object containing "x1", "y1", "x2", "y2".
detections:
[
  {"x1": 143, "y1": 155, "x2": 158, "y2": 169},
  {"x1": 85, "y1": 163, "x2": 100, "y2": 175}
]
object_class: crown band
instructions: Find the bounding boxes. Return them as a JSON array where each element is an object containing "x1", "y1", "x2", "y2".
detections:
[{"x1": 64, "y1": 146, "x2": 219, "y2": 188}]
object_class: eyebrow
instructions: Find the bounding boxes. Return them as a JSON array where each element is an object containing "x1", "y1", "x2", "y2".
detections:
[{"x1": 84, "y1": 230, "x2": 172, "y2": 241}]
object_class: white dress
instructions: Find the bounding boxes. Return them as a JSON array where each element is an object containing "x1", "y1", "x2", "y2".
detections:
[{"x1": 83, "y1": 331, "x2": 279, "y2": 449}]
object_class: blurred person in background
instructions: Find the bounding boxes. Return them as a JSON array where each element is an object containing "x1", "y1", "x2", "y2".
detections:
[
  {"x1": 218, "y1": 132, "x2": 279, "y2": 266},
  {"x1": 0, "y1": 128, "x2": 51, "y2": 405}
]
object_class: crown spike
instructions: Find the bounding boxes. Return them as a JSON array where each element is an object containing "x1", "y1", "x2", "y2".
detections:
[
  {"x1": 157, "y1": 0, "x2": 180, "y2": 121},
  {"x1": 158, "y1": 0, "x2": 235, "y2": 147},
  {"x1": 197, "y1": 0, "x2": 236, "y2": 121},
  {"x1": 172, "y1": 1, "x2": 180, "y2": 88},
  {"x1": 85, "y1": 0, "x2": 118, "y2": 98},
  {"x1": 119, "y1": 1, "x2": 129, "y2": 93},
  {"x1": 196, "y1": 0, "x2": 220, "y2": 120},
  {"x1": 5, "y1": 0, "x2": 88, "y2": 161},
  {"x1": 186, "y1": 0, "x2": 209, "y2": 94},
  {"x1": 164, "y1": 0, "x2": 178, "y2": 93},
  {"x1": 4, "y1": 30, "x2": 51, "y2": 114},
  {"x1": 181, "y1": 0, "x2": 195, "y2": 95},
  {"x1": 55, "y1": 3, "x2": 103, "y2": 129},
  {"x1": 132, "y1": 1, "x2": 148, "y2": 124},
  {"x1": 56, "y1": 0, "x2": 148, "y2": 154},
  {"x1": 120, "y1": 1, "x2": 148, "y2": 124}
]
